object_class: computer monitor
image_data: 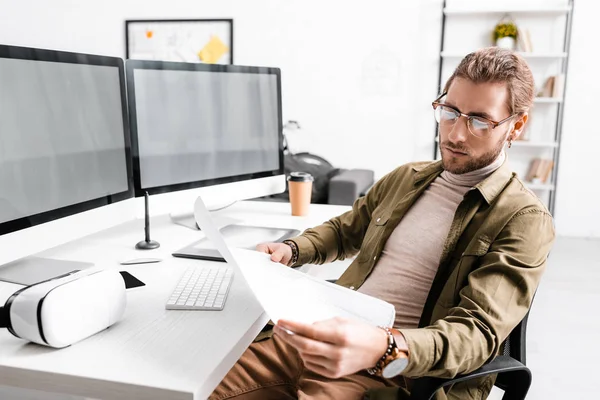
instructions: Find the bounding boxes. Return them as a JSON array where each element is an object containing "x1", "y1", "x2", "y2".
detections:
[
  {"x1": 0, "y1": 45, "x2": 133, "y2": 284},
  {"x1": 125, "y1": 60, "x2": 287, "y2": 227}
]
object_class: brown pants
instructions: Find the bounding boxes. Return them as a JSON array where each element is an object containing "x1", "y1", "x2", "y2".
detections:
[{"x1": 210, "y1": 334, "x2": 405, "y2": 400}]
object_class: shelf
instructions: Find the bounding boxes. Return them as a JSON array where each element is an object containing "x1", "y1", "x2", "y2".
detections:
[
  {"x1": 526, "y1": 182, "x2": 555, "y2": 191},
  {"x1": 534, "y1": 97, "x2": 563, "y2": 104},
  {"x1": 436, "y1": 1, "x2": 573, "y2": 215},
  {"x1": 441, "y1": 51, "x2": 568, "y2": 59},
  {"x1": 443, "y1": 6, "x2": 571, "y2": 16},
  {"x1": 435, "y1": 136, "x2": 558, "y2": 148},
  {"x1": 512, "y1": 141, "x2": 559, "y2": 148}
]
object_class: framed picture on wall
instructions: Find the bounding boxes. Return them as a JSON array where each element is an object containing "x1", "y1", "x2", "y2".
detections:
[{"x1": 125, "y1": 19, "x2": 233, "y2": 64}]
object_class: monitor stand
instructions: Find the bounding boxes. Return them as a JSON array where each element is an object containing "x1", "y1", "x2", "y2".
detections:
[
  {"x1": 0, "y1": 257, "x2": 94, "y2": 286},
  {"x1": 136, "y1": 191, "x2": 160, "y2": 250}
]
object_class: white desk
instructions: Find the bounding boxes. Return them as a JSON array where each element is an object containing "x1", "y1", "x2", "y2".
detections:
[{"x1": 0, "y1": 201, "x2": 351, "y2": 400}]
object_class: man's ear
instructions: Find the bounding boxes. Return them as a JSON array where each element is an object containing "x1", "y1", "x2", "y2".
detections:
[{"x1": 510, "y1": 112, "x2": 528, "y2": 141}]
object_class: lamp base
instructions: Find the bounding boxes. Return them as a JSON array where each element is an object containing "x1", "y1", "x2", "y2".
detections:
[{"x1": 135, "y1": 240, "x2": 160, "y2": 250}]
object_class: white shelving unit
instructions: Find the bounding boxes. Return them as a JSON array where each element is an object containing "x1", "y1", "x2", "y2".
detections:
[
  {"x1": 441, "y1": 51, "x2": 568, "y2": 59},
  {"x1": 527, "y1": 183, "x2": 555, "y2": 191},
  {"x1": 534, "y1": 97, "x2": 563, "y2": 104},
  {"x1": 443, "y1": 6, "x2": 572, "y2": 16},
  {"x1": 434, "y1": 0, "x2": 574, "y2": 213},
  {"x1": 434, "y1": 136, "x2": 558, "y2": 147},
  {"x1": 511, "y1": 141, "x2": 559, "y2": 148}
]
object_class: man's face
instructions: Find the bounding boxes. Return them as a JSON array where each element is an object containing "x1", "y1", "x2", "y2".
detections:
[{"x1": 438, "y1": 78, "x2": 525, "y2": 174}]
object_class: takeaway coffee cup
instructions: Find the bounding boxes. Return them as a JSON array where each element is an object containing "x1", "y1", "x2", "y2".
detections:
[{"x1": 287, "y1": 172, "x2": 314, "y2": 216}]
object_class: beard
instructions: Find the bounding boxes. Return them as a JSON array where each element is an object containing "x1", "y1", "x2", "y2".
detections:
[{"x1": 440, "y1": 135, "x2": 506, "y2": 174}]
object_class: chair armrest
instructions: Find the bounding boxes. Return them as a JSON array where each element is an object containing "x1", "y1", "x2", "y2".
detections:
[
  {"x1": 328, "y1": 169, "x2": 374, "y2": 205},
  {"x1": 408, "y1": 356, "x2": 532, "y2": 400}
]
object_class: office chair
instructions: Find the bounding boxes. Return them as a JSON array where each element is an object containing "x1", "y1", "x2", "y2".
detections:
[{"x1": 407, "y1": 311, "x2": 532, "y2": 400}]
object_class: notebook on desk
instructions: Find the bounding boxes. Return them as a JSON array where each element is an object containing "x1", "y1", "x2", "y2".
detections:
[{"x1": 193, "y1": 196, "x2": 396, "y2": 328}]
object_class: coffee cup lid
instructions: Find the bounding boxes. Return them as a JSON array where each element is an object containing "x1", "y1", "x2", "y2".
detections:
[{"x1": 287, "y1": 171, "x2": 314, "y2": 182}]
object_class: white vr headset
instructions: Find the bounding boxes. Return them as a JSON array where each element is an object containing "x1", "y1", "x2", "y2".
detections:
[{"x1": 0, "y1": 269, "x2": 126, "y2": 348}]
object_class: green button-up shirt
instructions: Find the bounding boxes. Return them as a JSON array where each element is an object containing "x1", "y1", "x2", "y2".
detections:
[{"x1": 289, "y1": 160, "x2": 555, "y2": 400}]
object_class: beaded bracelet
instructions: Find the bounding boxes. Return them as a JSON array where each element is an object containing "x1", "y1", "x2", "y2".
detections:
[
  {"x1": 366, "y1": 326, "x2": 395, "y2": 376},
  {"x1": 282, "y1": 240, "x2": 299, "y2": 266}
]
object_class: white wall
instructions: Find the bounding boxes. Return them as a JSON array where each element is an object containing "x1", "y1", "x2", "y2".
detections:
[{"x1": 0, "y1": 0, "x2": 442, "y2": 177}]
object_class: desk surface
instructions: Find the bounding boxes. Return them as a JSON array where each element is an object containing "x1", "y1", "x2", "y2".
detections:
[{"x1": 0, "y1": 201, "x2": 350, "y2": 400}]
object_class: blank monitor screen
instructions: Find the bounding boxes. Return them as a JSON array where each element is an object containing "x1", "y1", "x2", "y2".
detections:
[
  {"x1": 127, "y1": 61, "x2": 283, "y2": 195},
  {"x1": 0, "y1": 45, "x2": 132, "y2": 235}
]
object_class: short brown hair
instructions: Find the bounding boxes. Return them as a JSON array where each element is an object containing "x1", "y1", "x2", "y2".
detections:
[{"x1": 444, "y1": 47, "x2": 535, "y2": 115}]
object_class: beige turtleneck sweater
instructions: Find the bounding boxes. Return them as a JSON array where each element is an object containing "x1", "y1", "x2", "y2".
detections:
[{"x1": 358, "y1": 152, "x2": 506, "y2": 329}]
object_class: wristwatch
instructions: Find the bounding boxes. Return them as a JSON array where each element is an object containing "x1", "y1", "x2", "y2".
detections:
[
  {"x1": 367, "y1": 327, "x2": 409, "y2": 378},
  {"x1": 282, "y1": 240, "x2": 299, "y2": 266}
]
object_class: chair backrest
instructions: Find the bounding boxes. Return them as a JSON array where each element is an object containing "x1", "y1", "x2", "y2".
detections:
[
  {"x1": 494, "y1": 307, "x2": 531, "y2": 393},
  {"x1": 501, "y1": 309, "x2": 529, "y2": 365}
]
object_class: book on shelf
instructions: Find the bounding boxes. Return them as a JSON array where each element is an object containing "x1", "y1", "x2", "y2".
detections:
[
  {"x1": 538, "y1": 76, "x2": 555, "y2": 98},
  {"x1": 517, "y1": 28, "x2": 533, "y2": 52},
  {"x1": 537, "y1": 74, "x2": 565, "y2": 99},
  {"x1": 542, "y1": 159, "x2": 554, "y2": 183},
  {"x1": 525, "y1": 158, "x2": 554, "y2": 184},
  {"x1": 525, "y1": 158, "x2": 540, "y2": 181},
  {"x1": 552, "y1": 73, "x2": 565, "y2": 98}
]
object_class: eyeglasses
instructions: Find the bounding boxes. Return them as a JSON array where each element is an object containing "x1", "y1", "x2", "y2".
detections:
[{"x1": 432, "y1": 92, "x2": 517, "y2": 138}]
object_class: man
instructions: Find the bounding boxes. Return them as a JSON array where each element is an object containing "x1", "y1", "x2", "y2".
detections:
[{"x1": 210, "y1": 47, "x2": 555, "y2": 400}]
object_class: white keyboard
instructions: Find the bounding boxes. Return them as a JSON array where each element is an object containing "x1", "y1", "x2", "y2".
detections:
[{"x1": 166, "y1": 266, "x2": 233, "y2": 310}]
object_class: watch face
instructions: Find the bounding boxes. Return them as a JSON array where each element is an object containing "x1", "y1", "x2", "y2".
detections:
[{"x1": 382, "y1": 357, "x2": 408, "y2": 379}]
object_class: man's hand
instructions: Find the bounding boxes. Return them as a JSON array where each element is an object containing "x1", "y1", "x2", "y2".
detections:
[
  {"x1": 256, "y1": 242, "x2": 293, "y2": 265},
  {"x1": 273, "y1": 317, "x2": 388, "y2": 379}
]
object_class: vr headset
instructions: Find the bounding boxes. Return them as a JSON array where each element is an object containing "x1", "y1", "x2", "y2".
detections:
[{"x1": 0, "y1": 269, "x2": 126, "y2": 348}]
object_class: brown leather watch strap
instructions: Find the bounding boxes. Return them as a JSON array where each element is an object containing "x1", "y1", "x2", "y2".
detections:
[
  {"x1": 367, "y1": 326, "x2": 409, "y2": 376},
  {"x1": 389, "y1": 328, "x2": 410, "y2": 357},
  {"x1": 282, "y1": 240, "x2": 299, "y2": 266}
]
